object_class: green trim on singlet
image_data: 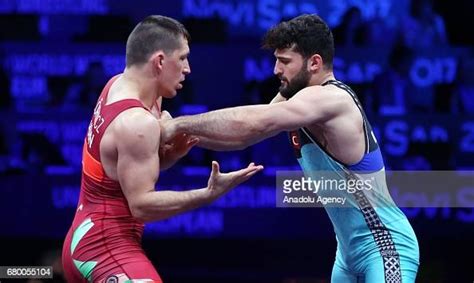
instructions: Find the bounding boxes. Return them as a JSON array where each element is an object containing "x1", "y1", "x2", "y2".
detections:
[
  {"x1": 73, "y1": 259, "x2": 97, "y2": 282},
  {"x1": 71, "y1": 217, "x2": 94, "y2": 254},
  {"x1": 70, "y1": 218, "x2": 97, "y2": 280}
]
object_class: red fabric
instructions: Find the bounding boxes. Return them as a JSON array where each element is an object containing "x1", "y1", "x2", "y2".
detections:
[{"x1": 62, "y1": 75, "x2": 162, "y2": 282}]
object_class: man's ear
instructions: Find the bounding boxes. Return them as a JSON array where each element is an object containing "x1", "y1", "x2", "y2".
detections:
[
  {"x1": 150, "y1": 51, "x2": 165, "y2": 73},
  {"x1": 308, "y1": 54, "x2": 323, "y2": 73}
]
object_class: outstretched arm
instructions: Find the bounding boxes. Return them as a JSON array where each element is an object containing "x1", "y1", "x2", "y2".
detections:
[
  {"x1": 116, "y1": 109, "x2": 263, "y2": 223},
  {"x1": 270, "y1": 93, "x2": 287, "y2": 104},
  {"x1": 162, "y1": 86, "x2": 350, "y2": 149},
  {"x1": 193, "y1": 92, "x2": 287, "y2": 150}
]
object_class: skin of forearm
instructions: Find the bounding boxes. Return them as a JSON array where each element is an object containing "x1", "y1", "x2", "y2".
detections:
[
  {"x1": 197, "y1": 136, "x2": 247, "y2": 151},
  {"x1": 132, "y1": 188, "x2": 213, "y2": 223},
  {"x1": 174, "y1": 105, "x2": 275, "y2": 146},
  {"x1": 192, "y1": 95, "x2": 286, "y2": 150}
]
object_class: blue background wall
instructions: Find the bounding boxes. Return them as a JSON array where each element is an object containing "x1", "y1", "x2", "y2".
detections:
[{"x1": 0, "y1": 0, "x2": 473, "y2": 282}]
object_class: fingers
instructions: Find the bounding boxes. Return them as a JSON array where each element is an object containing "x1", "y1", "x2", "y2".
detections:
[
  {"x1": 211, "y1": 161, "x2": 220, "y2": 176},
  {"x1": 176, "y1": 133, "x2": 197, "y2": 144},
  {"x1": 244, "y1": 166, "x2": 263, "y2": 177},
  {"x1": 212, "y1": 161, "x2": 263, "y2": 179},
  {"x1": 173, "y1": 134, "x2": 198, "y2": 145},
  {"x1": 246, "y1": 162, "x2": 263, "y2": 171},
  {"x1": 244, "y1": 166, "x2": 264, "y2": 178},
  {"x1": 187, "y1": 136, "x2": 200, "y2": 147},
  {"x1": 176, "y1": 134, "x2": 199, "y2": 152},
  {"x1": 234, "y1": 163, "x2": 264, "y2": 178},
  {"x1": 232, "y1": 165, "x2": 263, "y2": 185}
]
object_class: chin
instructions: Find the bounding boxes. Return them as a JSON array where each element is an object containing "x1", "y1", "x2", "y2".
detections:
[
  {"x1": 165, "y1": 90, "x2": 178, "y2": 99},
  {"x1": 158, "y1": 88, "x2": 175, "y2": 98}
]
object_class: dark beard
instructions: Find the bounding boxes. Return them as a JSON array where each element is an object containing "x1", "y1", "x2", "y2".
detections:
[{"x1": 279, "y1": 64, "x2": 311, "y2": 99}]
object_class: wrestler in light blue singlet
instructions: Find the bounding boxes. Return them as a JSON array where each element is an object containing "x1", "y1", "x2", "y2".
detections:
[{"x1": 289, "y1": 80, "x2": 419, "y2": 283}]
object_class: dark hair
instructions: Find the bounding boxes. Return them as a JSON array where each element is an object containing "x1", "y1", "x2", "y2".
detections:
[
  {"x1": 263, "y1": 14, "x2": 334, "y2": 69},
  {"x1": 126, "y1": 15, "x2": 190, "y2": 67}
]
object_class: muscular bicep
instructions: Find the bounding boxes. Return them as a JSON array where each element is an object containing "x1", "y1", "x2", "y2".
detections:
[
  {"x1": 115, "y1": 112, "x2": 160, "y2": 210},
  {"x1": 261, "y1": 86, "x2": 351, "y2": 131}
]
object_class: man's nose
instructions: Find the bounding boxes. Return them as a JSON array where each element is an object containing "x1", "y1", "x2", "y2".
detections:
[
  {"x1": 273, "y1": 63, "x2": 282, "y2": 76},
  {"x1": 183, "y1": 60, "x2": 191, "y2": 75}
]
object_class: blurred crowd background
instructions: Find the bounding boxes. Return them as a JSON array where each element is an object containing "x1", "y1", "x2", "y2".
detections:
[{"x1": 0, "y1": 0, "x2": 473, "y2": 282}]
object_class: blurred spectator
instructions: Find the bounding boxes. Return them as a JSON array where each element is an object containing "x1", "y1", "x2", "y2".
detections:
[
  {"x1": 62, "y1": 61, "x2": 107, "y2": 110},
  {"x1": 450, "y1": 56, "x2": 474, "y2": 115},
  {"x1": 400, "y1": 0, "x2": 448, "y2": 49},
  {"x1": 332, "y1": 7, "x2": 365, "y2": 47},
  {"x1": 368, "y1": 44, "x2": 414, "y2": 116},
  {"x1": 361, "y1": 15, "x2": 399, "y2": 47}
]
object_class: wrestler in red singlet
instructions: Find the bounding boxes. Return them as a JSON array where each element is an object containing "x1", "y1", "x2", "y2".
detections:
[{"x1": 62, "y1": 76, "x2": 162, "y2": 283}]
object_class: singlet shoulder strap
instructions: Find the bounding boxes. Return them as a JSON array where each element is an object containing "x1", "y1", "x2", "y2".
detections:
[{"x1": 87, "y1": 76, "x2": 149, "y2": 161}]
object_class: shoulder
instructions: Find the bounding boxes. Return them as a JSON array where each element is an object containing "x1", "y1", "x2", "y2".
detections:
[
  {"x1": 292, "y1": 84, "x2": 354, "y2": 107},
  {"x1": 113, "y1": 108, "x2": 160, "y2": 152}
]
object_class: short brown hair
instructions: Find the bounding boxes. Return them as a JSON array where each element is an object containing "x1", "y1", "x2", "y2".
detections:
[{"x1": 126, "y1": 15, "x2": 190, "y2": 67}]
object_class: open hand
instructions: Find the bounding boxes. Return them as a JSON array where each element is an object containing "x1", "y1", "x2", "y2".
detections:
[{"x1": 206, "y1": 161, "x2": 264, "y2": 200}]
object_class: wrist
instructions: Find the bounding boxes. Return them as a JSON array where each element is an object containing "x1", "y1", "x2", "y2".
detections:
[{"x1": 201, "y1": 187, "x2": 216, "y2": 204}]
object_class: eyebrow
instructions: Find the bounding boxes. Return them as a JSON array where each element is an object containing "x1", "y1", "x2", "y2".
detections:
[{"x1": 275, "y1": 55, "x2": 291, "y2": 61}]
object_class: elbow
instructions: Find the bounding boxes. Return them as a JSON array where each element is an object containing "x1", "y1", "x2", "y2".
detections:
[
  {"x1": 130, "y1": 205, "x2": 149, "y2": 223},
  {"x1": 130, "y1": 202, "x2": 172, "y2": 223},
  {"x1": 129, "y1": 203, "x2": 159, "y2": 223}
]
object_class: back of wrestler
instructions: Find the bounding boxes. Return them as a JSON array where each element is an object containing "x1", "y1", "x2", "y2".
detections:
[{"x1": 62, "y1": 76, "x2": 158, "y2": 282}]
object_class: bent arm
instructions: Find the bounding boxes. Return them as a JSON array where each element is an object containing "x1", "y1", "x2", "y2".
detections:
[
  {"x1": 168, "y1": 86, "x2": 348, "y2": 149},
  {"x1": 116, "y1": 111, "x2": 211, "y2": 223}
]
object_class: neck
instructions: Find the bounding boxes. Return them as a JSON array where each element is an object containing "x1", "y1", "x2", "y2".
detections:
[
  {"x1": 121, "y1": 65, "x2": 158, "y2": 110},
  {"x1": 310, "y1": 71, "x2": 335, "y2": 86}
]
